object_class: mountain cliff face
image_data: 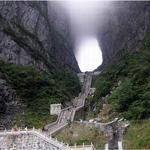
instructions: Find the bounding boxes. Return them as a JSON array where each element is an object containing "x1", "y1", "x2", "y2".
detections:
[
  {"x1": 1, "y1": 1, "x2": 150, "y2": 73},
  {"x1": 0, "y1": 1, "x2": 81, "y2": 128},
  {"x1": 0, "y1": 1, "x2": 80, "y2": 73},
  {"x1": 98, "y1": 1, "x2": 150, "y2": 67}
]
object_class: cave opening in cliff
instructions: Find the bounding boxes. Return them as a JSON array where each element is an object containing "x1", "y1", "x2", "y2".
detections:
[{"x1": 76, "y1": 37, "x2": 103, "y2": 72}]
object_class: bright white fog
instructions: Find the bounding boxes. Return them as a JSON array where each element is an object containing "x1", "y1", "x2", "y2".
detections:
[
  {"x1": 76, "y1": 37, "x2": 103, "y2": 72},
  {"x1": 58, "y1": 1, "x2": 113, "y2": 72}
]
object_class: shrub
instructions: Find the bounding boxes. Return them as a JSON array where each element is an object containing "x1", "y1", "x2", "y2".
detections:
[
  {"x1": 94, "y1": 77, "x2": 112, "y2": 99},
  {"x1": 108, "y1": 78, "x2": 136, "y2": 112},
  {"x1": 92, "y1": 38, "x2": 150, "y2": 119},
  {"x1": 0, "y1": 61, "x2": 81, "y2": 127}
]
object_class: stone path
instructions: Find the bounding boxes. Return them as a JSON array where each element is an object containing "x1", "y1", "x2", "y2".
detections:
[
  {"x1": 44, "y1": 72, "x2": 92, "y2": 136},
  {"x1": 0, "y1": 71, "x2": 99, "y2": 150}
]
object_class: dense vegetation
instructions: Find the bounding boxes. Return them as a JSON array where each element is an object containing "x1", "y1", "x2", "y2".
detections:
[
  {"x1": 124, "y1": 120, "x2": 150, "y2": 149},
  {"x1": 0, "y1": 61, "x2": 81, "y2": 127},
  {"x1": 93, "y1": 39, "x2": 150, "y2": 119}
]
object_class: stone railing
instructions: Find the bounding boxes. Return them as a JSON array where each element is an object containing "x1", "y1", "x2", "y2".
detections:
[
  {"x1": 0, "y1": 128, "x2": 70, "y2": 150},
  {"x1": 0, "y1": 128, "x2": 97, "y2": 150},
  {"x1": 49, "y1": 123, "x2": 68, "y2": 136},
  {"x1": 70, "y1": 143, "x2": 96, "y2": 150},
  {"x1": 105, "y1": 141, "x2": 123, "y2": 150},
  {"x1": 78, "y1": 118, "x2": 119, "y2": 132}
]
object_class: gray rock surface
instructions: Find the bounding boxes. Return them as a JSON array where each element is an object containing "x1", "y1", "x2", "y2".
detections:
[
  {"x1": 98, "y1": 1, "x2": 150, "y2": 68},
  {"x1": 0, "y1": 78, "x2": 23, "y2": 129},
  {"x1": 1, "y1": 1, "x2": 149, "y2": 72},
  {"x1": 0, "y1": 1, "x2": 80, "y2": 73},
  {"x1": 0, "y1": 1, "x2": 81, "y2": 128}
]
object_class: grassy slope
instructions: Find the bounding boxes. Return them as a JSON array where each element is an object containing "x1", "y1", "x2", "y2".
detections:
[
  {"x1": 0, "y1": 61, "x2": 81, "y2": 128},
  {"x1": 124, "y1": 120, "x2": 150, "y2": 149},
  {"x1": 56, "y1": 123, "x2": 107, "y2": 149}
]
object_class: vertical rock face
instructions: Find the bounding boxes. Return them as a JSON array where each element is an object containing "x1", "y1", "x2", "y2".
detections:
[
  {"x1": 0, "y1": 1, "x2": 81, "y2": 128},
  {"x1": 98, "y1": 1, "x2": 150, "y2": 67},
  {"x1": 0, "y1": 1, "x2": 80, "y2": 72},
  {"x1": 0, "y1": 78, "x2": 23, "y2": 128}
]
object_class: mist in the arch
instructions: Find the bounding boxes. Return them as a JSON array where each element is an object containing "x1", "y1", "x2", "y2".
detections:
[{"x1": 58, "y1": 1, "x2": 114, "y2": 72}]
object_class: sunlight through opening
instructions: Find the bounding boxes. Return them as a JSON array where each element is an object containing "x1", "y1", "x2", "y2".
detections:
[{"x1": 76, "y1": 37, "x2": 103, "y2": 72}]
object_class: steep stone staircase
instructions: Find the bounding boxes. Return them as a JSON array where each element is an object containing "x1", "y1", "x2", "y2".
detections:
[
  {"x1": 0, "y1": 72, "x2": 95, "y2": 150},
  {"x1": 44, "y1": 72, "x2": 92, "y2": 136}
]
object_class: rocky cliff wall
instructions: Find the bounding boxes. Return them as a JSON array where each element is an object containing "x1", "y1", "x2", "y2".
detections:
[
  {"x1": 0, "y1": 1, "x2": 80, "y2": 73},
  {"x1": 98, "y1": 1, "x2": 150, "y2": 68},
  {"x1": 0, "y1": 1, "x2": 80, "y2": 128},
  {"x1": 1, "y1": 1, "x2": 149, "y2": 73}
]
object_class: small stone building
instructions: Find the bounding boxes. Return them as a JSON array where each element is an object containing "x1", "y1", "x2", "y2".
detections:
[{"x1": 50, "y1": 104, "x2": 62, "y2": 115}]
